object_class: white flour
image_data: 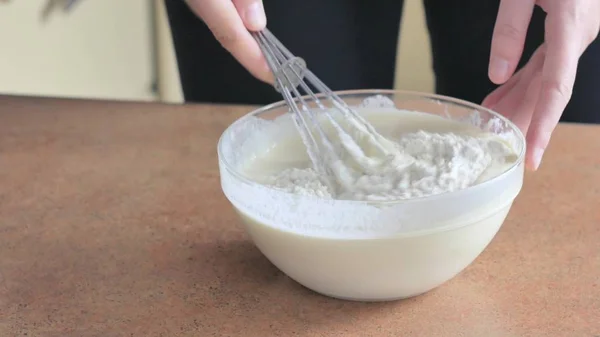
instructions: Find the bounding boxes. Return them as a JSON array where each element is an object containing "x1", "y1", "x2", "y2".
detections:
[{"x1": 268, "y1": 129, "x2": 516, "y2": 201}]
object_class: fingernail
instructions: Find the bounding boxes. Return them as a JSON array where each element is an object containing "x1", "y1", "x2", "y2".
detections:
[
  {"x1": 490, "y1": 57, "x2": 509, "y2": 83},
  {"x1": 531, "y1": 147, "x2": 544, "y2": 170},
  {"x1": 262, "y1": 61, "x2": 274, "y2": 83},
  {"x1": 262, "y1": 59, "x2": 271, "y2": 73},
  {"x1": 245, "y1": 2, "x2": 266, "y2": 30},
  {"x1": 482, "y1": 99, "x2": 495, "y2": 110}
]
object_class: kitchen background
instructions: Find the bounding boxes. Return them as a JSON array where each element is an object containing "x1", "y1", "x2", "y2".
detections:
[{"x1": 0, "y1": 0, "x2": 435, "y2": 103}]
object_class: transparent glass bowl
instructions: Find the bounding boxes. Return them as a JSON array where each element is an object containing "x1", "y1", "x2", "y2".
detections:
[{"x1": 217, "y1": 90, "x2": 525, "y2": 301}]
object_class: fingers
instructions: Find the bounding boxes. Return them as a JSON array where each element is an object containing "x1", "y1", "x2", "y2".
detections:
[
  {"x1": 526, "y1": 4, "x2": 581, "y2": 170},
  {"x1": 511, "y1": 72, "x2": 542, "y2": 136},
  {"x1": 483, "y1": 71, "x2": 525, "y2": 121},
  {"x1": 489, "y1": 0, "x2": 536, "y2": 84},
  {"x1": 507, "y1": 45, "x2": 546, "y2": 134},
  {"x1": 232, "y1": 0, "x2": 267, "y2": 31},
  {"x1": 185, "y1": 0, "x2": 272, "y2": 83},
  {"x1": 481, "y1": 68, "x2": 522, "y2": 111},
  {"x1": 482, "y1": 45, "x2": 546, "y2": 117}
]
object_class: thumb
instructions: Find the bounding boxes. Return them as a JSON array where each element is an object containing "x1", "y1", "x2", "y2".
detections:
[{"x1": 185, "y1": 0, "x2": 271, "y2": 83}]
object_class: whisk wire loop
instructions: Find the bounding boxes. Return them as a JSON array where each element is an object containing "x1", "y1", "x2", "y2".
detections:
[{"x1": 252, "y1": 29, "x2": 396, "y2": 191}]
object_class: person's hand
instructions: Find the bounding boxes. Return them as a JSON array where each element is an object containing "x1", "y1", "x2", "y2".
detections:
[
  {"x1": 483, "y1": 0, "x2": 600, "y2": 170},
  {"x1": 185, "y1": 0, "x2": 272, "y2": 83}
]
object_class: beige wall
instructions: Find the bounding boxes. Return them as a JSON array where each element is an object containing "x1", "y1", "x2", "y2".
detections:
[
  {"x1": 0, "y1": 0, "x2": 155, "y2": 101},
  {"x1": 155, "y1": 0, "x2": 435, "y2": 103},
  {"x1": 154, "y1": 0, "x2": 183, "y2": 103},
  {"x1": 394, "y1": 0, "x2": 435, "y2": 93}
]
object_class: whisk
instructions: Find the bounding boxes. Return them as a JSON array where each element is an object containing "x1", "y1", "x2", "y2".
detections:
[{"x1": 251, "y1": 29, "x2": 405, "y2": 191}]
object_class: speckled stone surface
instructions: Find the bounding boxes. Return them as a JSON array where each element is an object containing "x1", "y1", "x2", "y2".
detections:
[{"x1": 0, "y1": 95, "x2": 599, "y2": 337}]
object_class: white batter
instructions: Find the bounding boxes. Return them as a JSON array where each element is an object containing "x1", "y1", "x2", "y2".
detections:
[{"x1": 243, "y1": 108, "x2": 518, "y2": 201}]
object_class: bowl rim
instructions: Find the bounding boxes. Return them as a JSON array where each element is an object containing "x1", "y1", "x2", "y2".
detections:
[{"x1": 217, "y1": 89, "x2": 526, "y2": 206}]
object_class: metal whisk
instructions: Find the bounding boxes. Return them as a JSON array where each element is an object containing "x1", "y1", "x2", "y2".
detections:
[{"x1": 252, "y1": 28, "x2": 398, "y2": 189}]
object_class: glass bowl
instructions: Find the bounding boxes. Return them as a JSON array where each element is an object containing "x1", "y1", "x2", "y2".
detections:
[{"x1": 217, "y1": 89, "x2": 525, "y2": 301}]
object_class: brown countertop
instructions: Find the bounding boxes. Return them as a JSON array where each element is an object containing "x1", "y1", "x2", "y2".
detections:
[{"x1": 0, "y1": 95, "x2": 598, "y2": 337}]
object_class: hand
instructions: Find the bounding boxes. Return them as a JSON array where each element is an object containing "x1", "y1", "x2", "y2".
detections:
[
  {"x1": 185, "y1": 0, "x2": 272, "y2": 83},
  {"x1": 483, "y1": 0, "x2": 600, "y2": 170}
]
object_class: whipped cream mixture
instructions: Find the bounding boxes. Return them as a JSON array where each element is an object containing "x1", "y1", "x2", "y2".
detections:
[{"x1": 243, "y1": 108, "x2": 518, "y2": 201}]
